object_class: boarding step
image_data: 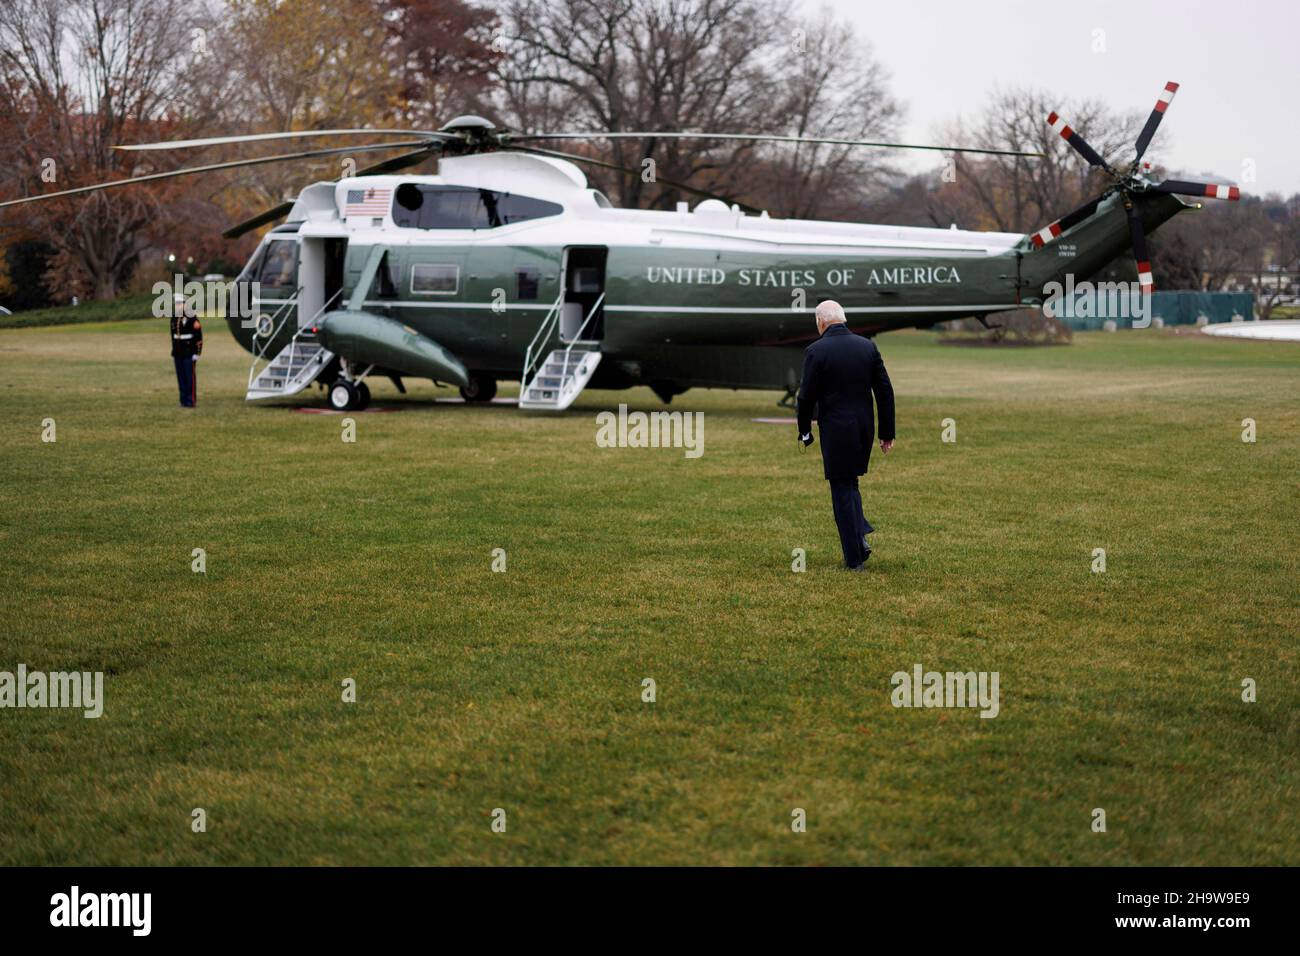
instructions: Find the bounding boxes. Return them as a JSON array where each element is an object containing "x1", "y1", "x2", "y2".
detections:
[
  {"x1": 518, "y1": 348, "x2": 602, "y2": 411},
  {"x1": 246, "y1": 334, "x2": 335, "y2": 401}
]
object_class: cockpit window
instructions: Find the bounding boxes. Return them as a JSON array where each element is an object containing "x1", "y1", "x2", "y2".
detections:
[
  {"x1": 392, "y1": 185, "x2": 562, "y2": 229},
  {"x1": 257, "y1": 239, "x2": 297, "y2": 292}
]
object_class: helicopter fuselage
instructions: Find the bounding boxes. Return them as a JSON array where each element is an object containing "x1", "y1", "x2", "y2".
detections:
[{"x1": 225, "y1": 151, "x2": 1185, "y2": 401}]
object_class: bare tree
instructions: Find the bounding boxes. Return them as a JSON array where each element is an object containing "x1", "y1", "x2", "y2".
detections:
[
  {"x1": 0, "y1": 0, "x2": 218, "y2": 299},
  {"x1": 929, "y1": 87, "x2": 1145, "y2": 234},
  {"x1": 209, "y1": 0, "x2": 500, "y2": 219},
  {"x1": 1153, "y1": 199, "x2": 1248, "y2": 291},
  {"x1": 740, "y1": 7, "x2": 902, "y2": 219},
  {"x1": 493, "y1": 0, "x2": 899, "y2": 216},
  {"x1": 216, "y1": 0, "x2": 397, "y2": 212},
  {"x1": 379, "y1": 0, "x2": 501, "y2": 127},
  {"x1": 1236, "y1": 197, "x2": 1299, "y2": 315}
]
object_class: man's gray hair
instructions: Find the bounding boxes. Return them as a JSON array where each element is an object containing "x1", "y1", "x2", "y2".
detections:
[{"x1": 816, "y1": 300, "x2": 847, "y2": 324}]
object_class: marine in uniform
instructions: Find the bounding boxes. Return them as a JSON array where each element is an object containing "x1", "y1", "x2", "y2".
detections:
[
  {"x1": 170, "y1": 293, "x2": 203, "y2": 407},
  {"x1": 797, "y1": 300, "x2": 896, "y2": 571}
]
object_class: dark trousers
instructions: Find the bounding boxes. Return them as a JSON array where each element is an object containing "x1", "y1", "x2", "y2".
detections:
[
  {"x1": 829, "y1": 476, "x2": 874, "y2": 567},
  {"x1": 174, "y1": 355, "x2": 197, "y2": 407}
]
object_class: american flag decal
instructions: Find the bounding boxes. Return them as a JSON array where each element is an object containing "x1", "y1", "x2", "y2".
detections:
[{"x1": 344, "y1": 187, "x2": 391, "y2": 217}]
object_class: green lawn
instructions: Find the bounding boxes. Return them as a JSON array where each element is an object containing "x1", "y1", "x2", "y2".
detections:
[
  {"x1": 0, "y1": 317, "x2": 1296, "y2": 865},
  {"x1": 0, "y1": 293, "x2": 157, "y2": 330}
]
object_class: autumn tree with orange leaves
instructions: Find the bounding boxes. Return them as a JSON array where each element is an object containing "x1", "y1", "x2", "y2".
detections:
[
  {"x1": 0, "y1": 0, "x2": 498, "y2": 303},
  {"x1": 0, "y1": 0, "x2": 234, "y2": 300},
  {"x1": 215, "y1": 0, "x2": 499, "y2": 219}
]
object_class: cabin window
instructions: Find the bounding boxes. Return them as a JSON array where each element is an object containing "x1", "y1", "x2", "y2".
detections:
[
  {"x1": 516, "y1": 267, "x2": 541, "y2": 300},
  {"x1": 492, "y1": 192, "x2": 564, "y2": 225},
  {"x1": 392, "y1": 185, "x2": 562, "y2": 229},
  {"x1": 411, "y1": 263, "x2": 459, "y2": 295},
  {"x1": 571, "y1": 267, "x2": 601, "y2": 293},
  {"x1": 257, "y1": 239, "x2": 297, "y2": 292}
]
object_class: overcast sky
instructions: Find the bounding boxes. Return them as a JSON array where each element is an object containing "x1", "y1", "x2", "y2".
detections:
[{"x1": 814, "y1": 0, "x2": 1297, "y2": 197}]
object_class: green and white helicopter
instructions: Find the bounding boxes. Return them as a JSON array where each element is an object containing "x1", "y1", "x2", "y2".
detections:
[{"x1": 2, "y1": 83, "x2": 1237, "y2": 411}]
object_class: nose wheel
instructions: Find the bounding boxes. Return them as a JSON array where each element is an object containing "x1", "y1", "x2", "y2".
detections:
[
  {"x1": 328, "y1": 380, "x2": 370, "y2": 411},
  {"x1": 459, "y1": 373, "x2": 497, "y2": 402}
]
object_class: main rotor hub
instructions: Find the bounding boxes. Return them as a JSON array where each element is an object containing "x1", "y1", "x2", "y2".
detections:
[
  {"x1": 440, "y1": 115, "x2": 496, "y2": 136},
  {"x1": 438, "y1": 115, "x2": 503, "y2": 153}
]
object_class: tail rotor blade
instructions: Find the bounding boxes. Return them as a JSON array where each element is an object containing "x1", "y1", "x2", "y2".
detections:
[
  {"x1": 1151, "y1": 179, "x2": 1240, "y2": 201},
  {"x1": 1047, "y1": 111, "x2": 1113, "y2": 173},
  {"x1": 1028, "y1": 196, "x2": 1102, "y2": 248},
  {"x1": 1125, "y1": 202, "x2": 1154, "y2": 294},
  {"x1": 1134, "y1": 82, "x2": 1179, "y2": 162}
]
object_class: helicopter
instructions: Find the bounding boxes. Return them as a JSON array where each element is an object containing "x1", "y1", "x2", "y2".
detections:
[{"x1": 1, "y1": 82, "x2": 1239, "y2": 412}]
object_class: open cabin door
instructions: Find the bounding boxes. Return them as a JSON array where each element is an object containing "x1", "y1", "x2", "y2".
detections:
[
  {"x1": 560, "y1": 246, "x2": 606, "y2": 343},
  {"x1": 246, "y1": 235, "x2": 346, "y2": 403},
  {"x1": 297, "y1": 236, "x2": 348, "y2": 327},
  {"x1": 518, "y1": 246, "x2": 606, "y2": 411}
]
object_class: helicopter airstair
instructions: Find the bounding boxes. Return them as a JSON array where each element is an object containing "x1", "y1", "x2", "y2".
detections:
[
  {"x1": 245, "y1": 290, "x2": 338, "y2": 401},
  {"x1": 518, "y1": 292, "x2": 604, "y2": 411}
]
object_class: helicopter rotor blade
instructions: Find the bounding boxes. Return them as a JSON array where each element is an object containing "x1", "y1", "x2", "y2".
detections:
[
  {"x1": 0, "y1": 140, "x2": 430, "y2": 210},
  {"x1": 508, "y1": 131, "x2": 1044, "y2": 159},
  {"x1": 115, "y1": 129, "x2": 452, "y2": 151},
  {"x1": 508, "y1": 145, "x2": 762, "y2": 213},
  {"x1": 1028, "y1": 195, "x2": 1103, "y2": 248},
  {"x1": 222, "y1": 146, "x2": 441, "y2": 238},
  {"x1": 1150, "y1": 179, "x2": 1240, "y2": 201},
  {"x1": 1046, "y1": 111, "x2": 1115, "y2": 174},
  {"x1": 1125, "y1": 202, "x2": 1154, "y2": 294},
  {"x1": 1133, "y1": 82, "x2": 1179, "y2": 163},
  {"x1": 354, "y1": 146, "x2": 440, "y2": 177},
  {"x1": 222, "y1": 201, "x2": 296, "y2": 240}
]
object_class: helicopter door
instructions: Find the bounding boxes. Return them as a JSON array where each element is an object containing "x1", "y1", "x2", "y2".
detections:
[
  {"x1": 297, "y1": 236, "x2": 348, "y2": 328},
  {"x1": 560, "y1": 246, "x2": 606, "y2": 343}
]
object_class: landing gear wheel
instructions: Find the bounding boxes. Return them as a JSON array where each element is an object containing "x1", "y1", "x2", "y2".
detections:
[
  {"x1": 355, "y1": 382, "x2": 371, "y2": 410},
  {"x1": 329, "y1": 380, "x2": 358, "y2": 411},
  {"x1": 459, "y1": 373, "x2": 497, "y2": 402}
]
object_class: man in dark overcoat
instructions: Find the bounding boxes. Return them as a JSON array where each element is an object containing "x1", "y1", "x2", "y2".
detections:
[{"x1": 797, "y1": 300, "x2": 896, "y2": 571}]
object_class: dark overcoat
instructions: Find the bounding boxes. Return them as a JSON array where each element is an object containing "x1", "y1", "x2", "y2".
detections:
[{"x1": 796, "y1": 324, "x2": 896, "y2": 480}]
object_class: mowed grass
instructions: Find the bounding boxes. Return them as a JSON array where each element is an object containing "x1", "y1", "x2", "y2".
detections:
[
  {"x1": 0, "y1": 293, "x2": 156, "y2": 330},
  {"x1": 0, "y1": 316, "x2": 1296, "y2": 866}
]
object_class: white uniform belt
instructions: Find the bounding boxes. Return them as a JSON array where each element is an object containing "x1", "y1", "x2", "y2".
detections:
[{"x1": 173, "y1": 334, "x2": 193, "y2": 339}]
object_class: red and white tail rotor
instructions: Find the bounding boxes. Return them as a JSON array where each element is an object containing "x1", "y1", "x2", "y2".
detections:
[{"x1": 1029, "y1": 82, "x2": 1241, "y2": 294}]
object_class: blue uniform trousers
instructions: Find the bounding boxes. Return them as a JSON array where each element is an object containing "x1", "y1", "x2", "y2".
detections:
[
  {"x1": 174, "y1": 355, "x2": 197, "y2": 407},
  {"x1": 829, "y1": 476, "x2": 874, "y2": 567}
]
